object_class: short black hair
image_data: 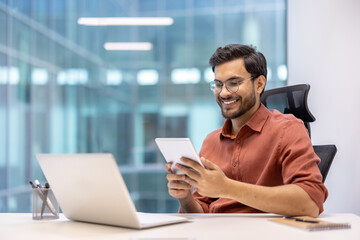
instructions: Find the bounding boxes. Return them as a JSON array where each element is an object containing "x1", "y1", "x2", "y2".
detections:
[{"x1": 209, "y1": 44, "x2": 267, "y2": 80}]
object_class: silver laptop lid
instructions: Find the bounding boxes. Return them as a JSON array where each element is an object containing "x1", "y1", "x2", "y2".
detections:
[{"x1": 36, "y1": 153, "x2": 141, "y2": 228}]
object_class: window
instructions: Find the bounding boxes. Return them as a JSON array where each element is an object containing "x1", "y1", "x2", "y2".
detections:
[{"x1": 0, "y1": 0, "x2": 287, "y2": 213}]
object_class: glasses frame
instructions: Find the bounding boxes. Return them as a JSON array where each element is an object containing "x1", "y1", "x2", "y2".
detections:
[{"x1": 209, "y1": 76, "x2": 254, "y2": 93}]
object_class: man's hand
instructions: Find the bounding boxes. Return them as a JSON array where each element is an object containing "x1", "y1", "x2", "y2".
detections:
[
  {"x1": 165, "y1": 163, "x2": 192, "y2": 200},
  {"x1": 176, "y1": 157, "x2": 228, "y2": 198},
  {"x1": 164, "y1": 162, "x2": 204, "y2": 213}
]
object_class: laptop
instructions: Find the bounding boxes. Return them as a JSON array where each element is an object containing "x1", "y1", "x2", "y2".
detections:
[{"x1": 36, "y1": 153, "x2": 188, "y2": 229}]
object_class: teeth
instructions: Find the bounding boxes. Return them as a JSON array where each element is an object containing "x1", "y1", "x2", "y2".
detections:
[{"x1": 223, "y1": 100, "x2": 236, "y2": 104}]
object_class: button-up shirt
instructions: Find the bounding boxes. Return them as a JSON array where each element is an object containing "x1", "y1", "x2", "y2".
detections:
[{"x1": 193, "y1": 104, "x2": 328, "y2": 213}]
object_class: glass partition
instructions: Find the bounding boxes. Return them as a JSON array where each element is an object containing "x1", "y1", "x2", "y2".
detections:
[{"x1": 0, "y1": 0, "x2": 287, "y2": 213}]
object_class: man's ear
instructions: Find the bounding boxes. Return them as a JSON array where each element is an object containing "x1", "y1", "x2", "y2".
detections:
[{"x1": 255, "y1": 75, "x2": 266, "y2": 95}]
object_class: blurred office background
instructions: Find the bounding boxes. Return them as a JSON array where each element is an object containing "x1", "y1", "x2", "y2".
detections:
[
  {"x1": 1, "y1": 0, "x2": 360, "y2": 216},
  {"x1": 0, "y1": 0, "x2": 287, "y2": 213}
]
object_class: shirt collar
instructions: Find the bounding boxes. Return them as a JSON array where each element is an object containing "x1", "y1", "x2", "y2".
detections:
[{"x1": 221, "y1": 104, "x2": 270, "y2": 139}]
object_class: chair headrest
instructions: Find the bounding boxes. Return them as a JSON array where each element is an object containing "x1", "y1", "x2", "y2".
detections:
[{"x1": 260, "y1": 84, "x2": 316, "y2": 123}]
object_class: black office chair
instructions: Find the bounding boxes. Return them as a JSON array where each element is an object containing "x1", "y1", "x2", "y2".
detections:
[
  {"x1": 260, "y1": 84, "x2": 336, "y2": 182},
  {"x1": 313, "y1": 144, "x2": 337, "y2": 182},
  {"x1": 260, "y1": 84, "x2": 316, "y2": 138}
]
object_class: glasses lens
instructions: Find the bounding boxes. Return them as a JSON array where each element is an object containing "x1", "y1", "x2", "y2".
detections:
[
  {"x1": 209, "y1": 81, "x2": 217, "y2": 92},
  {"x1": 225, "y1": 80, "x2": 240, "y2": 93}
]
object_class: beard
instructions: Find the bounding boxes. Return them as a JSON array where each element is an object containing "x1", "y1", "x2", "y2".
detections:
[{"x1": 217, "y1": 85, "x2": 257, "y2": 119}]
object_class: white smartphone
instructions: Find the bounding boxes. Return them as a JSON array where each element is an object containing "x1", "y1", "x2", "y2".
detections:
[{"x1": 155, "y1": 138, "x2": 204, "y2": 174}]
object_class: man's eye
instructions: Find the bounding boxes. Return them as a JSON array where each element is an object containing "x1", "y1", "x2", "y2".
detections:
[
  {"x1": 228, "y1": 81, "x2": 240, "y2": 87},
  {"x1": 215, "y1": 82, "x2": 223, "y2": 87}
]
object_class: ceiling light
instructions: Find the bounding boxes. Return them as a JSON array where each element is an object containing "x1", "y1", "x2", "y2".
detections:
[
  {"x1": 78, "y1": 17, "x2": 174, "y2": 26},
  {"x1": 171, "y1": 68, "x2": 201, "y2": 84},
  {"x1": 104, "y1": 42, "x2": 153, "y2": 51}
]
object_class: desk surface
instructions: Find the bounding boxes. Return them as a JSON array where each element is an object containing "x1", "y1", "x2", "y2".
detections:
[{"x1": 0, "y1": 213, "x2": 359, "y2": 240}]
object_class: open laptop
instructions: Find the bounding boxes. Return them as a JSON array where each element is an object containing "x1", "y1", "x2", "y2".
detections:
[{"x1": 36, "y1": 153, "x2": 188, "y2": 229}]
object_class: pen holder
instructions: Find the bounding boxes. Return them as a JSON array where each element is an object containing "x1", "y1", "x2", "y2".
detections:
[{"x1": 32, "y1": 188, "x2": 59, "y2": 220}]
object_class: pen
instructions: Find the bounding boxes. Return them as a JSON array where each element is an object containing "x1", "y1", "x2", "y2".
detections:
[
  {"x1": 34, "y1": 179, "x2": 43, "y2": 189},
  {"x1": 284, "y1": 216, "x2": 319, "y2": 224},
  {"x1": 38, "y1": 182, "x2": 50, "y2": 217},
  {"x1": 29, "y1": 181, "x2": 37, "y2": 189},
  {"x1": 29, "y1": 180, "x2": 58, "y2": 217}
]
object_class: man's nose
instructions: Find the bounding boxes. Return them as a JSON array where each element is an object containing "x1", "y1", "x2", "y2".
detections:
[{"x1": 219, "y1": 85, "x2": 232, "y2": 98}]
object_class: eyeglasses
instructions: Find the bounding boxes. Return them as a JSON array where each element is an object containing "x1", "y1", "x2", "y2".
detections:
[{"x1": 209, "y1": 76, "x2": 254, "y2": 93}]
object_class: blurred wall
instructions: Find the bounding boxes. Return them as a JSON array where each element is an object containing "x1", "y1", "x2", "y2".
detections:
[{"x1": 288, "y1": 0, "x2": 360, "y2": 214}]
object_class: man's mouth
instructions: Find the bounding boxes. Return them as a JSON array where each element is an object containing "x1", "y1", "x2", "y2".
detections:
[
  {"x1": 221, "y1": 98, "x2": 239, "y2": 108},
  {"x1": 223, "y1": 99, "x2": 237, "y2": 105}
]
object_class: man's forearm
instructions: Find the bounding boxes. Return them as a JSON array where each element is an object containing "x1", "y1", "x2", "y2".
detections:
[
  {"x1": 179, "y1": 195, "x2": 204, "y2": 213},
  {"x1": 222, "y1": 179, "x2": 319, "y2": 217}
]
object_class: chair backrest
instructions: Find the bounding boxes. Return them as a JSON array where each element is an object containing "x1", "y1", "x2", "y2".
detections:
[
  {"x1": 313, "y1": 145, "x2": 337, "y2": 182},
  {"x1": 260, "y1": 84, "x2": 316, "y2": 138},
  {"x1": 261, "y1": 84, "x2": 336, "y2": 182}
]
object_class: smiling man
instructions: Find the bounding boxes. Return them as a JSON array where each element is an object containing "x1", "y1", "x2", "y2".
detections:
[{"x1": 165, "y1": 44, "x2": 328, "y2": 217}]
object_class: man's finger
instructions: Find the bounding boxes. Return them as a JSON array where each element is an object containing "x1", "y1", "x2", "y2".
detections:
[
  {"x1": 166, "y1": 173, "x2": 186, "y2": 181},
  {"x1": 180, "y1": 157, "x2": 204, "y2": 173},
  {"x1": 164, "y1": 163, "x2": 173, "y2": 173},
  {"x1": 182, "y1": 175, "x2": 198, "y2": 187},
  {"x1": 176, "y1": 163, "x2": 201, "y2": 181},
  {"x1": 168, "y1": 180, "x2": 192, "y2": 190},
  {"x1": 201, "y1": 157, "x2": 219, "y2": 170}
]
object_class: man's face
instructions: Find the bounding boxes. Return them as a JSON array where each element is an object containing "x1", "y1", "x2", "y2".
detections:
[{"x1": 213, "y1": 58, "x2": 258, "y2": 119}]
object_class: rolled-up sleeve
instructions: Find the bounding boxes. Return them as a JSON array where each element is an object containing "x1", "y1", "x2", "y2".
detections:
[{"x1": 280, "y1": 119, "x2": 328, "y2": 213}]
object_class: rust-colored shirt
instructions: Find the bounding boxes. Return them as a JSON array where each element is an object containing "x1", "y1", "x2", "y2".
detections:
[{"x1": 194, "y1": 104, "x2": 328, "y2": 213}]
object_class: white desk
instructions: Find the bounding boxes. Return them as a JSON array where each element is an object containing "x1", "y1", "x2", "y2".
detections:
[{"x1": 0, "y1": 213, "x2": 359, "y2": 240}]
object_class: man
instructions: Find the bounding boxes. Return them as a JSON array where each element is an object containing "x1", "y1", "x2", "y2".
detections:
[{"x1": 165, "y1": 44, "x2": 327, "y2": 217}]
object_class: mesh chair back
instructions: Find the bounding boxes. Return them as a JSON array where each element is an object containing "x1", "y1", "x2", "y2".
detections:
[
  {"x1": 260, "y1": 84, "x2": 316, "y2": 137},
  {"x1": 313, "y1": 145, "x2": 337, "y2": 182}
]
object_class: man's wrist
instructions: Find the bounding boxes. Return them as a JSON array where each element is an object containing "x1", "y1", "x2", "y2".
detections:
[
  {"x1": 179, "y1": 193, "x2": 203, "y2": 213},
  {"x1": 219, "y1": 177, "x2": 237, "y2": 199},
  {"x1": 179, "y1": 193, "x2": 195, "y2": 207}
]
